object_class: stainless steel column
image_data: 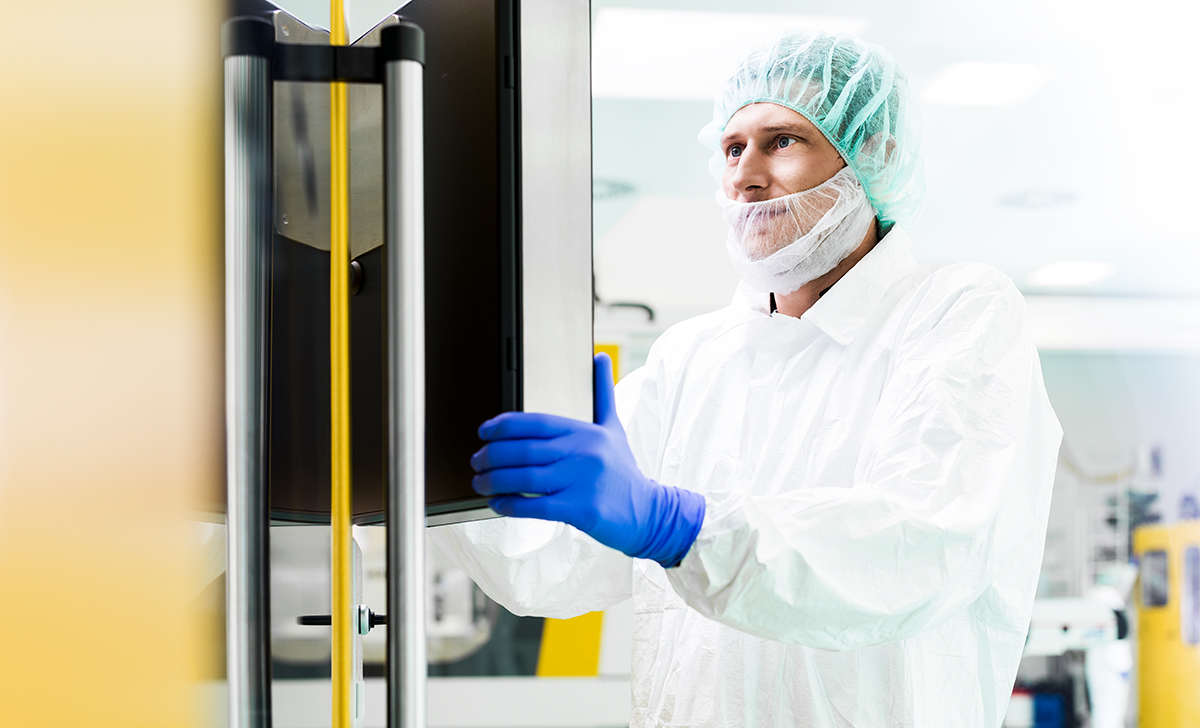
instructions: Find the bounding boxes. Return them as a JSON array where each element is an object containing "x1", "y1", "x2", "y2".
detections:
[
  {"x1": 222, "y1": 17, "x2": 274, "y2": 728},
  {"x1": 382, "y1": 22, "x2": 427, "y2": 728}
]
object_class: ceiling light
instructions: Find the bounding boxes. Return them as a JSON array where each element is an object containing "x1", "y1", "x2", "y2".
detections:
[
  {"x1": 1027, "y1": 261, "x2": 1117, "y2": 288},
  {"x1": 999, "y1": 189, "x2": 1076, "y2": 209},
  {"x1": 592, "y1": 8, "x2": 869, "y2": 101},
  {"x1": 1025, "y1": 296, "x2": 1200, "y2": 352},
  {"x1": 920, "y1": 62, "x2": 1053, "y2": 106}
]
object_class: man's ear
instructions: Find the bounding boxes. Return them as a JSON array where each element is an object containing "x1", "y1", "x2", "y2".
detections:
[{"x1": 860, "y1": 131, "x2": 897, "y2": 167}]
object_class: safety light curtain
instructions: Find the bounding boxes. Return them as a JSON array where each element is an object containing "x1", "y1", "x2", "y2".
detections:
[{"x1": 329, "y1": 1, "x2": 353, "y2": 727}]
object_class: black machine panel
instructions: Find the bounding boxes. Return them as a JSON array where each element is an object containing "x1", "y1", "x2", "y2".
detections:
[
  {"x1": 402, "y1": 0, "x2": 521, "y2": 515},
  {"x1": 255, "y1": 0, "x2": 520, "y2": 523}
]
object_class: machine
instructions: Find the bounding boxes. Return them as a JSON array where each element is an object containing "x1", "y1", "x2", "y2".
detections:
[
  {"x1": 222, "y1": 1, "x2": 592, "y2": 725},
  {"x1": 1133, "y1": 521, "x2": 1200, "y2": 728}
]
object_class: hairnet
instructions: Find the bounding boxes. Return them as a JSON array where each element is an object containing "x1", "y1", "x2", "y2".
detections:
[{"x1": 699, "y1": 30, "x2": 925, "y2": 229}]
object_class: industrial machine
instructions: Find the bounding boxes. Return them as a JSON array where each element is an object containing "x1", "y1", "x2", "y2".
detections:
[
  {"x1": 1022, "y1": 597, "x2": 1128, "y2": 657},
  {"x1": 222, "y1": 0, "x2": 592, "y2": 725},
  {"x1": 1133, "y1": 521, "x2": 1200, "y2": 728}
]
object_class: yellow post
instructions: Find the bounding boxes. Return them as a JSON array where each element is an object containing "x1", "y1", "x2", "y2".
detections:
[
  {"x1": 593, "y1": 343, "x2": 621, "y2": 381},
  {"x1": 531, "y1": 343, "x2": 627, "y2": 679},
  {"x1": 536, "y1": 612, "x2": 605, "y2": 677},
  {"x1": 329, "y1": 2, "x2": 353, "y2": 727}
]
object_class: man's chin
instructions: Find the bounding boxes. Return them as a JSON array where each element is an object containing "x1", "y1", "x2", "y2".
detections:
[
  {"x1": 741, "y1": 235, "x2": 788, "y2": 262},
  {"x1": 740, "y1": 224, "x2": 804, "y2": 260}
]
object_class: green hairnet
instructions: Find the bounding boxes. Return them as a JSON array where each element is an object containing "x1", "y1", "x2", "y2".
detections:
[{"x1": 700, "y1": 30, "x2": 925, "y2": 229}]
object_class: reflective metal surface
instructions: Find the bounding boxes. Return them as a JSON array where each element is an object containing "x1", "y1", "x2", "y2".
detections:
[
  {"x1": 271, "y1": 10, "x2": 329, "y2": 251},
  {"x1": 347, "y1": 16, "x2": 399, "y2": 259},
  {"x1": 272, "y1": 10, "x2": 395, "y2": 258},
  {"x1": 224, "y1": 51, "x2": 273, "y2": 728},
  {"x1": 519, "y1": 0, "x2": 594, "y2": 421},
  {"x1": 385, "y1": 56, "x2": 427, "y2": 728},
  {"x1": 426, "y1": 507, "x2": 499, "y2": 528}
]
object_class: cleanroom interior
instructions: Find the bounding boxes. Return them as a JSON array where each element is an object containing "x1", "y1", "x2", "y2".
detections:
[
  {"x1": 249, "y1": 1, "x2": 1200, "y2": 725},
  {"x1": 1, "y1": 0, "x2": 1197, "y2": 726}
]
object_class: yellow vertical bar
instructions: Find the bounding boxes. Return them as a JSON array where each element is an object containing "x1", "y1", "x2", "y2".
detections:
[
  {"x1": 536, "y1": 611, "x2": 605, "y2": 677},
  {"x1": 594, "y1": 343, "x2": 621, "y2": 380},
  {"x1": 330, "y1": 3, "x2": 352, "y2": 728}
]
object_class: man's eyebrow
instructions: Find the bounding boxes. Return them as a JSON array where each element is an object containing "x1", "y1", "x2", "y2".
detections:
[
  {"x1": 720, "y1": 123, "x2": 811, "y2": 145},
  {"x1": 758, "y1": 123, "x2": 810, "y2": 134}
]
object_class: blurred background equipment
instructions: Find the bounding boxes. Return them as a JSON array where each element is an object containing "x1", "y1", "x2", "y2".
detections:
[
  {"x1": 1133, "y1": 522, "x2": 1200, "y2": 728},
  {"x1": 1023, "y1": 597, "x2": 1128, "y2": 658}
]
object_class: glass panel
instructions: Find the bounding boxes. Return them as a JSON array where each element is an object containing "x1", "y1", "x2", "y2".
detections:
[{"x1": 1142, "y1": 550, "x2": 1170, "y2": 608}]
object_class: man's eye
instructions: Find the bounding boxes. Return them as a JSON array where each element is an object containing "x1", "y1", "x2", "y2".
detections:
[
  {"x1": 728, "y1": 146, "x2": 743, "y2": 159},
  {"x1": 777, "y1": 136, "x2": 796, "y2": 149}
]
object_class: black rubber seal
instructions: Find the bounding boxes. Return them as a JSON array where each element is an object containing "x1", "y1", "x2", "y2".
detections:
[
  {"x1": 221, "y1": 16, "x2": 275, "y2": 59},
  {"x1": 274, "y1": 44, "x2": 385, "y2": 83},
  {"x1": 274, "y1": 43, "x2": 334, "y2": 81},
  {"x1": 381, "y1": 21, "x2": 425, "y2": 66},
  {"x1": 335, "y1": 45, "x2": 381, "y2": 81}
]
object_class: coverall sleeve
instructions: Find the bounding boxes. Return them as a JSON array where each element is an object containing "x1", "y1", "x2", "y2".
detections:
[
  {"x1": 429, "y1": 517, "x2": 632, "y2": 619},
  {"x1": 665, "y1": 270, "x2": 1062, "y2": 649},
  {"x1": 426, "y1": 368, "x2": 658, "y2": 619}
]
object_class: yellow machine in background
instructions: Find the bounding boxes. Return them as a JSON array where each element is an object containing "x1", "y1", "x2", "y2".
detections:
[
  {"x1": 532, "y1": 343, "x2": 623, "y2": 678},
  {"x1": 1134, "y1": 521, "x2": 1200, "y2": 728}
]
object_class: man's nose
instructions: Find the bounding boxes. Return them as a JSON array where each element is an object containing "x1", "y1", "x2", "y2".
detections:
[{"x1": 729, "y1": 146, "x2": 771, "y2": 198}]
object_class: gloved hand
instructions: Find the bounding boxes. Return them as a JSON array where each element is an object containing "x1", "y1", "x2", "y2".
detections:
[{"x1": 471, "y1": 353, "x2": 706, "y2": 568}]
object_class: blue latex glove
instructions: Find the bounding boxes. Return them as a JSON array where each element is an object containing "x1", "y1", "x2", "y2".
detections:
[{"x1": 471, "y1": 353, "x2": 705, "y2": 568}]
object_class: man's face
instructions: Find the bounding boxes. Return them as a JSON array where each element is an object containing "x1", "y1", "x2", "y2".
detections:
[
  {"x1": 720, "y1": 103, "x2": 848, "y2": 260},
  {"x1": 720, "y1": 102, "x2": 846, "y2": 202}
]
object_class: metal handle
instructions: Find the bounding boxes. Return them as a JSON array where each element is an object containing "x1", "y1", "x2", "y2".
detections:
[
  {"x1": 383, "y1": 22, "x2": 427, "y2": 728},
  {"x1": 222, "y1": 17, "x2": 274, "y2": 728}
]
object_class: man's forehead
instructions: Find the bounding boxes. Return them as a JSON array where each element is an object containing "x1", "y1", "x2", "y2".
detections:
[{"x1": 721, "y1": 103, "x2": 818, "y2": 141}]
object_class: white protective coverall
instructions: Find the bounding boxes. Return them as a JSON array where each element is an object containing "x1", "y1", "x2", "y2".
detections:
[{"x1": 431, "y1": 227, "x2": 1062, "y2": 727}]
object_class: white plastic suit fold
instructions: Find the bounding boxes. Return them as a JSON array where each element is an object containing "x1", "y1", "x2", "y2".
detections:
[{"x1": 431, "y1": 227, "x2": 1062, "y2": 727}]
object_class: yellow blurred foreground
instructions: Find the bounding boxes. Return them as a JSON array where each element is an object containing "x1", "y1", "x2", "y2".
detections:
[{"x1": 0, "y1": 2, "x2": 223, "y2": 725}]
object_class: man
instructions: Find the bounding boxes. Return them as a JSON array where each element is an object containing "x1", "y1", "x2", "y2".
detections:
[{"x1": 432, "y1": 30, "x2": 1061, "y2": 727}]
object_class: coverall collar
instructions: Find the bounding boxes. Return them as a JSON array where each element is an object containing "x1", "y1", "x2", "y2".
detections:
[{"x1": 800, "y1": 225, "x2": 918, "y2": 346}]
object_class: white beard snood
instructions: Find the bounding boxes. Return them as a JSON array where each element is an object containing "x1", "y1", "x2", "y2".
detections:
[{"x1": 717, "y1": 166, "x2": 876, "y2": 295}]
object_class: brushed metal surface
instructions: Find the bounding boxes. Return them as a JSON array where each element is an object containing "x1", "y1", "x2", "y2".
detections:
[
  {"x1": 347, "y1": 15, "x2": 399, "y2": 259},
  {"x1": 519, "y1": 0, "x2": 594, "y2": 422},
  {"x1": 385, "y1": 56, "x2": 427, "y2": 728},
  {"x1": 224, "y1": 52, "x2": 273, "y2": 728},
  {"x1": 271, "y1": 10, "x2": 329, "y2": 251},
  {"x1": 272, "y1": 10, "x2": 395, "y2": 259}
]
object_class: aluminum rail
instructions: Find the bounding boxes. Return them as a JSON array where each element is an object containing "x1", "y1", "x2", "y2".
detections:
[
  {"x1": 383, "y1": 21, "x2": 427, "y2": 728},
  {"x1": 221, "y1": 16, "x2": 275, "y2": 728}
]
